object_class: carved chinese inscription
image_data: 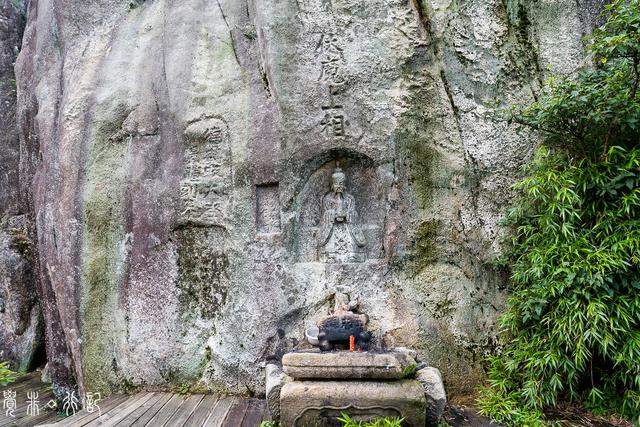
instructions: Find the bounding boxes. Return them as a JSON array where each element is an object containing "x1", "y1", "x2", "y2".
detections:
[
  {"x1": 316, "y1": 34, "x2": 346, "y2": 87},
  {"x1": 318, "y1": 167, "x2": 365, "y2": 262},
  {"x1": 179, "y1": 119, "x2": 232, "y2": 227},
  {"x1": 321, "y1": 88, "x2": 346, "y2": 139},
  {"x1": 315, "y1": 33, "x2": 349, "y2": 140}
]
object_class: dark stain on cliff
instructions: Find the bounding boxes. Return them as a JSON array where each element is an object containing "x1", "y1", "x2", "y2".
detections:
[{"x1": 175, "y1": 226, "x2": 229, "y2": 320}]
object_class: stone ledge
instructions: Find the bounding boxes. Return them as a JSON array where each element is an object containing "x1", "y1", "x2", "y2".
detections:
[{"x1": 282, "y1": 351, "x2": 416, "y2": 380}]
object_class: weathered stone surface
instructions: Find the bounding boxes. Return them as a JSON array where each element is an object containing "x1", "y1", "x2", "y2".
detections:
[
  {"x1": 416, "y1": 366, "x2": 447, "y2": 424},
  {"x1": 0, "y1": 0, "x2": 42, "y2": 372},
  {"x1": 282, "y1": 351, "x2": 416, "y2": 380},
  {"x1": 9, "y1": 0, "x2": 606, "y2": 398},
  {"x1": 0, "y1": 215, "x2": 39, "y2": 371},
  {"x1": 0, "y1": 0, "x2": 21, "y2": 217},
  {"x1": 265, "y1": 363, "x2": 291, "y2": 420},
  {"x1": 280, "y1": 380, "x2": 426, "y2": 426}
]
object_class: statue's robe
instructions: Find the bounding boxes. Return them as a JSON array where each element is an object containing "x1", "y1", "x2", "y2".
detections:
[{"x1": 318, "y1": 191, "x2": 365, "y2": 262}]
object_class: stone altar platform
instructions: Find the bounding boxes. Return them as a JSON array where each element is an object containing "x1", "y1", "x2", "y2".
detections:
[{"x1": 266, "y1": 350, "x2": 447, "y2": 426}]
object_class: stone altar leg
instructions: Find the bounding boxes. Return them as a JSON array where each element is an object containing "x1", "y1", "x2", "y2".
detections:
[
  {"x1": 416, "y1": 367, "x2": 447, "y2": 424},
  {"x1": 265, "y1": 363, "x2": 291, "y2": 420}
]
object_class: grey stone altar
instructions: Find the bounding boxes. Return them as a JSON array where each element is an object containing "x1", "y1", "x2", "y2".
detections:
[
  {"x1": 267, "y1": 288, "x2": 446, "y2": 425},
  {"x1": 267, "y1": 349, "x2": 447, "y2": 426}
]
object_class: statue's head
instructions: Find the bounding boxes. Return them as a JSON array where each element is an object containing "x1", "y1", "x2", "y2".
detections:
[{"x1": 331, "y1": 167, "x2": 346, "y2": 194}]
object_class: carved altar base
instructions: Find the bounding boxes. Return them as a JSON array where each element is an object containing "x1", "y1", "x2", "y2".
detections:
[
  {"x1": 280, "y1": 379, "x2": 426, "y2": 426},
  {"x1": 268, "y1": 350, "x2": 440, "y2": 426}
]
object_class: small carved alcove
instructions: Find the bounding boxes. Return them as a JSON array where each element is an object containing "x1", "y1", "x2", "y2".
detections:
[
  {"x1": 291, "y1": 150, "x2": 391, "y2": 263},
  {"x1": 256, "y1": 183, "x2": 281, "y2": 235}
]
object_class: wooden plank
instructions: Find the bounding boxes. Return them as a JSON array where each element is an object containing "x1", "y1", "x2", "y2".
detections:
[
  {"x1": 129, "y1": 393, "x2": 173, "y2": 427},
  {"x1": 72, "y1": 395, "x2": 144, "y2": 427},
  {"x1": 202, "y1": 397, "x2": 237, "y2": 427},
  {"x1": 10, "y1": 390, "x2": 56, "y2": 427},
  {"x1": 112, "y1": 393, "x2": 165, "y2": 427},
  {"x1": 142, "y1": 394, "x2": 184, "y2": 427},
  {"x1": 0, "y1": 372, "x2": 40, "y2": 389},
  {"x1": 1, "y1": 377, "x2": 43, "y2": 396},
  {"x1": 0, "y1": 398, "x2": 29, "y2": 427},
  {"x1": 57, "y1": 395, "x2": 129, "y2": 427},
  {"x1": 17, "y1": 408, "x2": 64, "y2": 427},
  {"x1": 0, "y1": 389, "x2": 54, "y2": 427},
  {"x1": 221, "y1": 399, "x2": 249, "y2": 427},
  {"x1": 24, "y1": 412, "x2": 66, "y2": 427},
  {"x1": 54, "y1": 395, "x2": 129, "y2": 427},
  {"x1": 163, "y1": 394, "x2": 203, "y2": 427},
  {"x1": 30, "y1": 412, "x2": 67, "y2": 426},
  {"x1": 184, "y1": 395, "x2": 218, "y2": 427},
  {"x1": 84, "y1": 393, "x2": 155, "y2": 427},
  {"x1": 0, "y1": 370, "x2": 49, "y2": 425},
  {"x1": 86, "y1": 393, "x2": 155, "y2": 427},
  {"x1": 240, "y1": 399, "x2": 267, "y2": 427}
]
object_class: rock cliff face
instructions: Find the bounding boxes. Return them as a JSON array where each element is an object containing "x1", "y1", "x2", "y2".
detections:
[
  {"x1": 8, "y1": 0, "x2": 603, "y2": 398},
  {"x1": 0, "y1": 0, "x2": 42, "y2": 372}
]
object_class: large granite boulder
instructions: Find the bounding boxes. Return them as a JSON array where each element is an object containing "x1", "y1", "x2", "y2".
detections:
[
  {"x1": 9, "y1": 0, "x2": 606, "y2": 398},
  {"x1": 0, "y1": 0, "x2": 42, "y2": 372}
]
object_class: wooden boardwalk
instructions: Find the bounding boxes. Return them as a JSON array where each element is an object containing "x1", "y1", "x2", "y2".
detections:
[{"x1": 1, "y1": 373, "x2": 269, "y2": 427}]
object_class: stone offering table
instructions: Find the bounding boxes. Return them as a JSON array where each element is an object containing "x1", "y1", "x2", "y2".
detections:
[
  {"x1": 282, "y1": 350, "x2": 416, "y2": 380},
  {"x1": 266, "y1": 350, "x2": 446, "y2": 426}
]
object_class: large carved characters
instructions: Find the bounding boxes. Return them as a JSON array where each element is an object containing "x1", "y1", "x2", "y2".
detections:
[{"x1": 179, "y1": 118, "x2": 233, "y2": 228}]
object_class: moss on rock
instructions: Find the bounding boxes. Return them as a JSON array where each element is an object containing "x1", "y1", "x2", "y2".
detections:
[{"x1": 80, "y1": 111, "x2": 130, "y2": 395}]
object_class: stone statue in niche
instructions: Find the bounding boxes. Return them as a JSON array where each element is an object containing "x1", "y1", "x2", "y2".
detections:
[{"x1": 318, "y1": 167, "x2": 366, "y2": 262}]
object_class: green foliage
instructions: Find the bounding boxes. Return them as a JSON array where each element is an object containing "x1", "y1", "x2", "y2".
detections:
[
  {"x1": 338, "y1": 413, "x2": 404, "y2": 427},
  {"x1": 401, "y1": 362, "x2": 418, "y2": 379},
  {"x1": 176, "y1": 383, "x2": 190, "y2": 395},
  {"x1": 479, "y1": 0, "x2": 640, "y2": 424},
  {"x1": 259, "y1": 415, "x2": 405, "y2": 427},
  {"x1": 0, "y1": 362, "x2": 17, "y2": 387}
]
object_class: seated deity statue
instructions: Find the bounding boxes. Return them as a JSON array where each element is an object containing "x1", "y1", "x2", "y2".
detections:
[{"x1": 318, "y1": 167, "x2": 366, "y2": 262}]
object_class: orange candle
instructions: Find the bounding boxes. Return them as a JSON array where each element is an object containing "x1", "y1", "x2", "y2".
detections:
[{"x1": 349, "y1": 335, "x2": 355, "y2": 352}]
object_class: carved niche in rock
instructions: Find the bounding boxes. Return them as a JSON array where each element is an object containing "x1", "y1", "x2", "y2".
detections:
[
  {"x1": 292, "y1": 155, "x2": 391, "y2": 263},
  {"x1": 178, "y1": 118, "x2": 232, "y2": 228}
]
